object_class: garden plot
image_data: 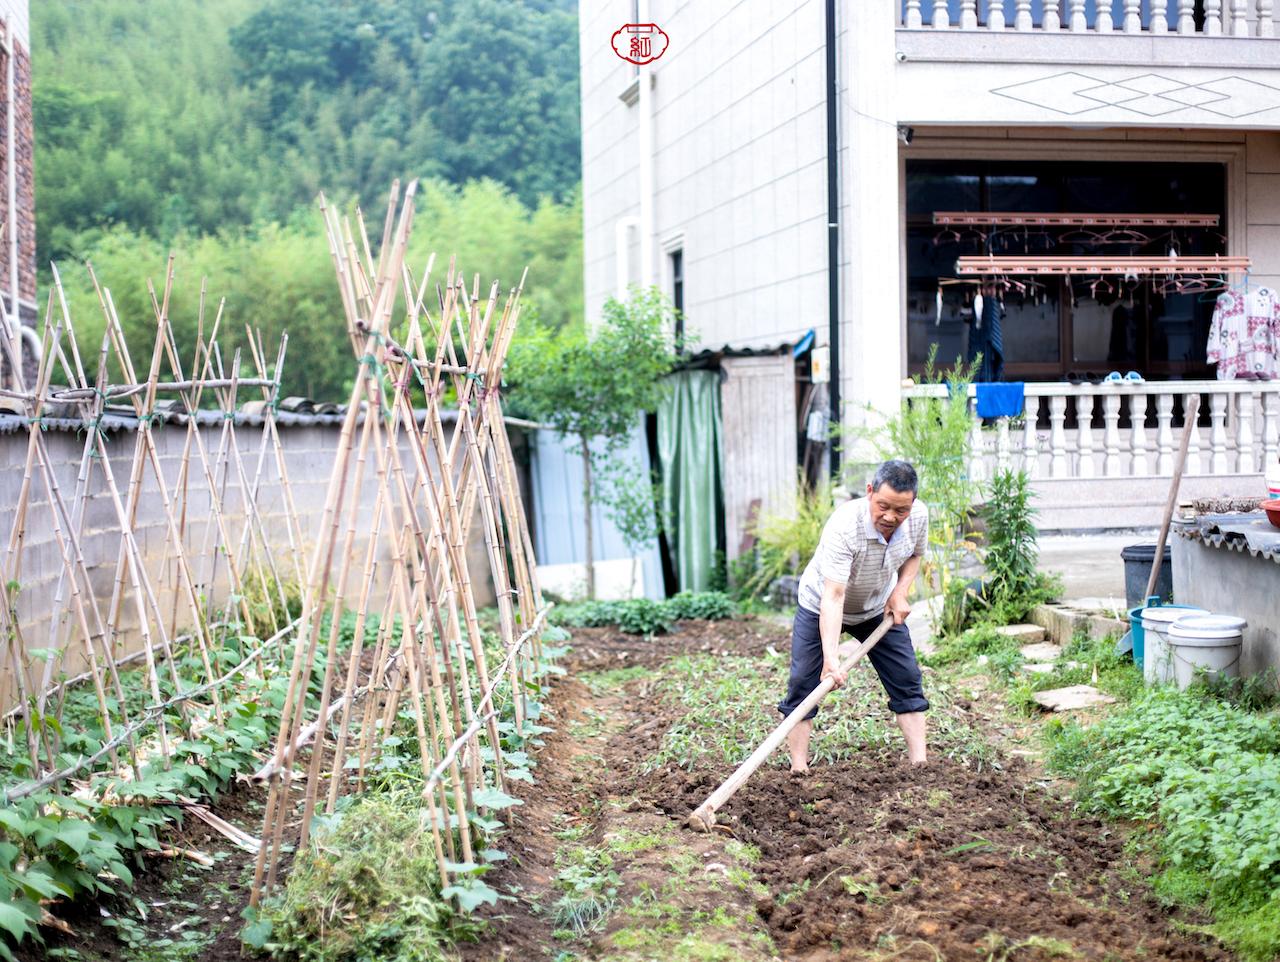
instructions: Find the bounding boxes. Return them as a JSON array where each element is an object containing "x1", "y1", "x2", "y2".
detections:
[{"x1": 471, "y1": 616, "x2": 1229, "y2": 962}]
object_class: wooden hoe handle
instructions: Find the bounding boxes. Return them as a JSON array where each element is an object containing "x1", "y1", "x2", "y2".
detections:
[{"x1": 687, "y1": 615, "x2": 895, "y2": 832}]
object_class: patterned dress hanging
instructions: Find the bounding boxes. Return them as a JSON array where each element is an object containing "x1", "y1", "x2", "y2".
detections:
[{"x1": 1207, "y1": 287, "x2": 1280, "y2": 380}]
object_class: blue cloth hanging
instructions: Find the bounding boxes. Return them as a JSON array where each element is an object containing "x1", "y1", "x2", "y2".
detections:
[{"x1": 975, "y1": 381, "x2": 1025, "y2": 419}]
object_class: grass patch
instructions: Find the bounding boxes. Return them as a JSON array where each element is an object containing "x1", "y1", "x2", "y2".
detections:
[
  {"x1": 580, "y1": 665, "x2": 654, "y2": 696},
  {"x1": 550, "y1": 843, "x2": 619, "y2": 938},
  {"x1": 646, "y1": 652, "x2": 991, "y2": 771}
]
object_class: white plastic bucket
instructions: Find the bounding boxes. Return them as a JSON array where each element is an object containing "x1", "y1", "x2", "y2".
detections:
[
  {"x1": 1141, "y1": 606, "x2": 1208, "y2": 685},
  {"x1": 1168, "y1": 614, "x2": 1246, "y2": 690}
]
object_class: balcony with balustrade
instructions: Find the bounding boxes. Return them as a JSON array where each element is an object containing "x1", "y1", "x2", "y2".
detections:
[
  {"x1": 888, "y1": 2, "x2": 1280, "y2": 130},
  {"x1": 901, "y1": 1, "x2": 1277, "y2": 37},
  {"x1": 902, "y1": 379, "x2": 1278, "y2": 528}
]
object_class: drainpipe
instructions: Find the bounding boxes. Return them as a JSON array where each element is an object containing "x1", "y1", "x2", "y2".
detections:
[
  {"x1": 3, "y1": 23, "x2": 19, "y2": 390},
  {"x1": 637, "y1": 0, "x2": 654, "y2": 290},
  {"x1": 824, "y1": 0, "x2": 841, "y2": 478}
]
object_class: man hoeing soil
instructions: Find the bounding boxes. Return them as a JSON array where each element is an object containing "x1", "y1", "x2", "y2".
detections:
[{"x1": 779, "y1": 459, "x2": 929, "y2": 773}]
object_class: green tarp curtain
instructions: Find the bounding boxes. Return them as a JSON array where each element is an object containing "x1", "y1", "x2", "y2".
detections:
[{"x1": 657, "y1": 369, "x2": 724, "y2": 592}]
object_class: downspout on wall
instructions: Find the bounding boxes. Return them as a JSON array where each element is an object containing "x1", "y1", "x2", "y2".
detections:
[
  {"x1": 637, "y1": 0, "x2": 654, "y2": 290},
  {"x1": 824, "y1": 0, "x2": 841, "y2": 478}
]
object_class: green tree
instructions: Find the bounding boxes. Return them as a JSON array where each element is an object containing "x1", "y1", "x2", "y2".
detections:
[{"x1": 507, "y1": 288, "x2": 677, "y2": 598}]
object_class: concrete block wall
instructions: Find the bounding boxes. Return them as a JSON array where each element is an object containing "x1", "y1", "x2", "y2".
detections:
[{"x1": 0, "y1": 415, "x2": 499, "y2": 709}]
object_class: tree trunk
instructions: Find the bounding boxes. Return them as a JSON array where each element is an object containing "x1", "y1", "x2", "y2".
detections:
[{"x1": 581, "y1": 436, "x2": 595, "y2": 600}]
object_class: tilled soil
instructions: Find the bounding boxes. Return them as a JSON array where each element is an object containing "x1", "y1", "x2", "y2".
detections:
[
  {"x1": 647, "y1": 759, "x2": 1226, "y2": 961},
  {"x1": 563, "y1": 617, "x2": 1228, "y2": 962}
]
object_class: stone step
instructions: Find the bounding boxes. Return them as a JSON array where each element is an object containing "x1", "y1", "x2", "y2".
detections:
[
  {"x1": 1020, "y1": 660, "x2": 1084, "y2": 675},
  {"x1": 995, "y1": 623, "x2": 1046, "y2": 644},
  {"x1": 1019, "y1": 642, "x2": 1064, "y2": 662},
  {"x1": 1032, "y1": 685, "x2": 1116, "y2": 712}
]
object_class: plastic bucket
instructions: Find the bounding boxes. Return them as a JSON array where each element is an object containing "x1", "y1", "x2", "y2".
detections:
[
  {"x1": 1121, "y1": 544, "x2": 1173, "y2": 611},
  {"x1": 1127, "y1": 595, "x2": 1159, "y2": 668},
  {"x1": 1141, "y1": 605, "x2": 1208, "y2": 685},
  {"x1": 1168, "y1": 614, "x2": 1246, "y2": 690}
]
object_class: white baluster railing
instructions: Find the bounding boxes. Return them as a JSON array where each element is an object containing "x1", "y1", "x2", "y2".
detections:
[
  {"x1": 1131, "y1": 395, "x2": 1150, "y2": 476},
  {"x1": 1023, "y1": 395, "x2": 1040, "y2": 477},
  {"x1": 969, "y1": 398, "x2": 986, "y2": 482},
  {"x1": 1236, "y1": 391, "x2": 1257, "y2": 473},
  {"x1": 1262, "y1": 391, "x2": 1280, "y2": 466},
  {"x1": 1209, "y1": 392, "x2": 1230, "y2": 474},
  {"x1": 1069, "y1": 0, "x2": 1088, "y2": 31},
  {"x1": 901, "y1": 381, "x2": 1280, "y2": 481},
  {"x1": 1015, "y1": 0, "x2": 1034, "y2": 30},
  {"x1": 1231, "y1": 0, "x2": 1251, "y2": 35},
  {"x1": 1206, "y1": 0, "x2": 1224, "y2": 34},
  {"x1": 1076, "y1": 395, "x2": 1097, "y2": 478},
  {"x1": 1156, "y1": 394, "x2": 1175, "y2": 474},
  {"x1": 1185, "y1": 394, "x2": 1204, "y2": 474},
  {"x1": 1150, "y1": 0, "x2": 1170, "y2": 32},
  {"x1": 1097, "y1": 1, "x2": 1117, "y2": 30},
  {"x1": 897, "y1": 0, "x2": 1280, "y2": 35},
  {"x1": 1177, "y1": 0, "x2": 1197, "y2": 33},
  {"x1": 1123, "y1": 0, "x2": 1142, "y2": 32},
  {"x1": 1102, "y1": 394, "x2": 1123, "y2": 476},
  {"x1": 1049, "y1": 395, "x2": 1069, "y2": 477}
]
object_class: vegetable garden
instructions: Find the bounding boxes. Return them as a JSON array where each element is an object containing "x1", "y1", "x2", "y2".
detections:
[{"x1": 2, "y1": 185, "x2": 1278, "y2": 962}]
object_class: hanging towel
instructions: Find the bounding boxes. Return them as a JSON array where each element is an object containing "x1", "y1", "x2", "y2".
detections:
[{"x1": 975, "y1": 381, "x2": 1025, "y2": 419}]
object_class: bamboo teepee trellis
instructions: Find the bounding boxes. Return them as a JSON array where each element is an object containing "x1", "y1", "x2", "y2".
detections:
[
  {"x1": 248, "y1": 181, "x2": 547, "y2": 903},
  {"x1": 0, "y1": 257, "x2": 305, "y2": 796},
  {"x1": 0, "y1": 180, "x2": 545, "y2": 912}
]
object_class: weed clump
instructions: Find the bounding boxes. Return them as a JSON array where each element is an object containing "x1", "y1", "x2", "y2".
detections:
[{"x1": 255, "y1": 793, "x2": 474, "y2": 962}]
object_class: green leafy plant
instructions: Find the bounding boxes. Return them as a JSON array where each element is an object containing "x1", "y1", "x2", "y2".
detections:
[
  {"x1": 664, "y1": 591, "x2": 735, "y2": 621},
  {"x1": 507, "y1": 287, "x2": 677, "y2": 599},
  {"x1": 855, "y1": 348, "x2": 982, "y2": 637},
  {"x1": 735, "y1": 481, "x2": 832, "y2": 601},
  {"x1": 255, "y1": 793, "x2": 482, "y2": 962},
  {"x1": 550, "y1": 592, "x2": 735, "y2": 634},
  {"x1": 615, "y1": 599, "x2": 674, "y2": 636},
  {"x1": 1044, "y1": 687, "x2": 1280, "y2": 961},
  {"x1": 980, "y1": 469, "x2": 1059, "y2": 624}
]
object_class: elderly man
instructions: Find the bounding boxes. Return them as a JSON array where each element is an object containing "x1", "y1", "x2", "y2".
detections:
[{"x1": 778, "y1": 459, "x2": 929, "y2": 773}]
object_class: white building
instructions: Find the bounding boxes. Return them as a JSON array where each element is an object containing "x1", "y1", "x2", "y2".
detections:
[{"x1": 579, "y1": 1, "x2": 1280, "y2": 534}]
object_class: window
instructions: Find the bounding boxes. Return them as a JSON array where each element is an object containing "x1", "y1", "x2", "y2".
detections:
[
  {"x1": 670, "y1": 248, "x2": 684, "y2": 348},
  {"x1": 905, "y1": 159, "x2": 1227, "y2": 383}
]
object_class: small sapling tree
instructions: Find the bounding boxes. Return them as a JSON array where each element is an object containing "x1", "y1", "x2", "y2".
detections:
[{"x1": 507, "y1": 287, "x2": 677, "y2": 598}]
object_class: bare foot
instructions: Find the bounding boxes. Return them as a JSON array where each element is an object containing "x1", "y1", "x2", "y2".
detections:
[
  {"x1": 909, "y1": 758, "x2": 929, "y2": 768},
  {"x1": 789, "y1": 767, "x2": 810, "y2": 778}
]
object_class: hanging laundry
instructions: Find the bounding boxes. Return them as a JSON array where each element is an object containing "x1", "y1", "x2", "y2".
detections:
[
  {"x1": 1207, "y1": 287, "x2": 1280, "y2": 380},
  {"x1": 967, "y1": 288, "x2": 1004, "y2": 382}
]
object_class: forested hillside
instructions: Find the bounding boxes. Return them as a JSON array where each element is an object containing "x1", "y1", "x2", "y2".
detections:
[{"x1": 32, "y1": 0, "x2": 583, "y2": 398}]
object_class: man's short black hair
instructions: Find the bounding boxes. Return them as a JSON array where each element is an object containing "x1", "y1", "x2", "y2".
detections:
[{"x1": 871, "y1": 459, "x2": 918, "y2": 497}]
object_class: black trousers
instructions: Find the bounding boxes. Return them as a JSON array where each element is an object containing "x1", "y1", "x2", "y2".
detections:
[{"x1": 777, "y1": 605, "x2": 930, "y2": 720}]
